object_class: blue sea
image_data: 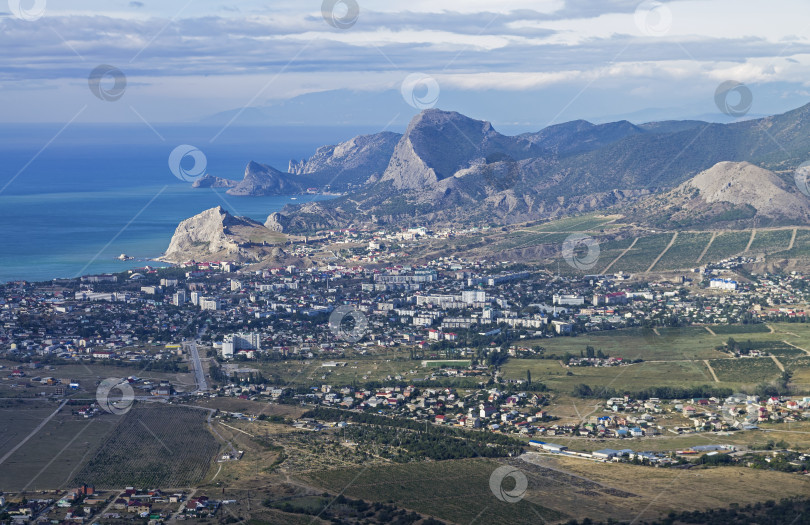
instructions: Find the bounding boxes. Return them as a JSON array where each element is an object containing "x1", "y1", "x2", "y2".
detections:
[{"x1": 0, "y1": 124, "x2": 381, "y2": 283}]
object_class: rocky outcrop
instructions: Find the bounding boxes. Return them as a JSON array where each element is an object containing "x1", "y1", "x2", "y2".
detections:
[
  {"x1": 630, "y1": 161, "x2": 810, "y2": 227},
  {"x1": 227, "y1": 161, "x2": 317, "y2": 196},
  {"x1": 379, "y1": 109, "x2": 546, "y2": 190},
  {"x1": 264, "y1": 212, "x2": 290, "y2": 232},
  {"x1": 192, "y1": 174, "x2": 238, "y2": 189},
  {"x1": 685, "y1": 161, "x2": 810, "y2": 218},
  {"x1": 162, "y1": 206, "x2": 281, "y2": 263},
  {"x1": 288, "y1": 132, "x2": 400, "y2": 187}
]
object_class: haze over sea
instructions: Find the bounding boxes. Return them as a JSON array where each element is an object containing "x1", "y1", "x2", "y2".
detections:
[{"x1": 0, "y1": 124, "x2": 381, "y2": 283}]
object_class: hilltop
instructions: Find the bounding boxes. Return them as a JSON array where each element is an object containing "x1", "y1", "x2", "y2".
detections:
[
  {"x1": 628, "y1": 161, "x2": 810, "y2": 228},
  {"x1": 161, "y1": 206, "x2": 287, "y2": 263}
]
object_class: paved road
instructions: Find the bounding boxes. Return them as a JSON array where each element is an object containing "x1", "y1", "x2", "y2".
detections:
[{"x1": 186, "y1": 341, "x2": 208, "y2": 392}]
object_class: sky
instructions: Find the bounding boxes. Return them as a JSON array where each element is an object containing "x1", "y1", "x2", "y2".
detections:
[{"x1": 3, "y1": 0, "x2": 810, "y2": 129}]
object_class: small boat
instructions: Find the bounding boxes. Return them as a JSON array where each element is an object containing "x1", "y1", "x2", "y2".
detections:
[{"x1": 117, "y1": 254, "x2": 133, "y2": 261}]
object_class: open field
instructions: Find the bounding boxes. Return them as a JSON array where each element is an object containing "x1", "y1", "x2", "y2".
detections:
[
  {"x1": 301, "y1": 458, "x2": 565, "y2": 525},
  {"x1": 507, "y1": 323, "x2": 810, "y2": 393},
  {"x1": 0, "y1": 360, "x2": 196, "y2": 399},
  {"x1": 70, "y1": 404, "x2": 219, "y2": 489},
  {"x1": 708, "y1": 357, "x2": 782, "y2": 384},
  {"x1": 523, "y1": 326, "x2": 729, "y2": 361},
  {"x1": 540, "y1": 454, "x2": 810, "y2": 522},
  {"x1": 503, "y1": 359, "x2": 719, "y2": 392},
  {"x1": 0, "y1": 401, "x2": 119, "y2": 491},
  {"x1": 527, "y1": 214, "x2": 620, "y2": 233},
  {"x1": 254, "y1": 354, "x2": 425, "y2": 387},
  {"x1": 300, "y1": 454, "x2": 810, "y2": 524}
]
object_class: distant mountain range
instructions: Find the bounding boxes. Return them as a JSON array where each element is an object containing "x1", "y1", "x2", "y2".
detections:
[{"x1": 191, "y1": 103, "x2": 810, "y2": 234}]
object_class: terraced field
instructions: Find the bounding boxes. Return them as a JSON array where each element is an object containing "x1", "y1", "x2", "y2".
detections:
[
  {"x1": 610, "y1": 233, "x2": 673, "y2": 273},
  {"x1": 654, "y1": 232, "x2": 714, "y2": 270},
  {"x1": 700, "y1": 230, "x2": 752, "y2": 261},
  {"x1": 748, "y1": 229, "x2": 793, "y2": 254}
]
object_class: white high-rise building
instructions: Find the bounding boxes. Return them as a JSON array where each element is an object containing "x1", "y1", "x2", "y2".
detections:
[
  {"x1": 461, "y1": 290, "x2": 487, "y2": 304},
  {"x1": 172, "y1": 290, "x2": 187, "y2": 306},
  {"x1": 200, "y1": 297, "x2": 221, "y2": 311},
  {"x1": 221, "y1": 332, "x2": 261, "y2": 358}
]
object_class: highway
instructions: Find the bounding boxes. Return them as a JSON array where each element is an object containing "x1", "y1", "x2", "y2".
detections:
[{"x1": 185, "y1": 341, "x2": 208, "y2": 392}]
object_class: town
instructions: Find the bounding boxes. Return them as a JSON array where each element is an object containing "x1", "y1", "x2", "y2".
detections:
[{"x1": 2, "y1": 232, "x2": 810, "y2": 524}]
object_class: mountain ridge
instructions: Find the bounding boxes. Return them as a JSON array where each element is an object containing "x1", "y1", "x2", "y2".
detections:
[{"x1": 265, "y1": 103, "x2": 810, "y2": 233}]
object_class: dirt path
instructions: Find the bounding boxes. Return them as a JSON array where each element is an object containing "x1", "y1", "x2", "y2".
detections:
[
  {"x1": 770, "y1": 355, "x2": 786, "y2": 372},
  {"x1": 704, "y1": 326, "x2": 717, "y2": 336},
  {"x1": 646, "y1": 232, "x2": 678, "y2": 273},
  {"x1": 788, "y1": 228, "x2": 798, "y2": 251},
  {"x1": 766, "y1": 324, "x2": 775, "y2": 333},
  {"x1": 783, "y1": 340, "x2": 810, "y2": 356},
  {"x1": 696, "y1": 232, "x2": 718, "y2": 264},
  {"x1": 219, "y1": 421, "x2": 256, "y2": 438},
  {"x1": 744, "y1": 229, "x2": 757, "y2": 252},
  {"x1": 703, "y1": 360, "x2": 720, "y2": 383},
  {"x1": 602, "y1": 237, "x2": 638, "y2": 274}
]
